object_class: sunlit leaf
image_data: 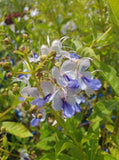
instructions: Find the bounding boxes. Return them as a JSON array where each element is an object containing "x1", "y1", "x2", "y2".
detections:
[{"x1": 2, "y1": 122, "x2": 33, "y2": 138}]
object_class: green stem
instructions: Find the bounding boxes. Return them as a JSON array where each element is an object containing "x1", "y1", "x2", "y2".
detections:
[
  {"x1": 0, "y1": 106, "x2": 14, "y2": 120},
  {"x1": 24, "y1": 55, "x2": 44, "y2": 97},
  {"x1": 50, "y1": 106, "x2": 87, "y2": 160},
  {"x1": 90, "y1": 26, "x2": 112, "y2": 48}
]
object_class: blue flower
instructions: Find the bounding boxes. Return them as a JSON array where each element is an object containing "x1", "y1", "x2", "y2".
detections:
[{"x1": 30, "y1": 109, "x2": 46, "y2": 127}]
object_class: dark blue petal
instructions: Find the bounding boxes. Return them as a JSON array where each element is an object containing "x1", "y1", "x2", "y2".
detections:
[
  {"x1": 70, "y1": 53, "x2": 80, "y2": 59},
  {"x1": 44, "y1": 94, "x2": 51, "y2": 103},
  {"x1": 73, "y1": 103, "x2": 81, "y2": 112},
  {"x1": 31, "y1": 98, "x2": 46, "y2": 108},
  {"x1": 67, "y1": 79, "x2": 79, "y2": 90},
  {"x1": 61, "y1": 100, "x2": 75, "y2": 118},
  {"x1": 30, "y1": 117, "x2": 40, "y2": 127},
  {"x1": 83, "y1": 77, "x2": 102, "y2": 90},
  {"x1": 64, "y1": 75, "x2": 79, "y2": 90}
]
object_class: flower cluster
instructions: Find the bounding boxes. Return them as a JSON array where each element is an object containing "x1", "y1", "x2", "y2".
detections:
[{"x1": 15, "y1": 37, "x2": 101, "y2": 127}]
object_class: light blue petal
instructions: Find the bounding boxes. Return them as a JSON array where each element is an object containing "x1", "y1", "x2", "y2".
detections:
[{"x1": 31, "y1": 118, "x2": 40, "y2": 127}]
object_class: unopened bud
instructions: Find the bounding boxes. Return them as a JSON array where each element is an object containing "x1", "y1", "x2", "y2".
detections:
[
  {"x1": 49, "y1": 50, "x2": 56, "y2": 57},
  {"x1": 19, "y1": 46, "x2": 26, "y2": 52},
  {"x1": 55, "y1": 62, "x2": 60, "y2": 67},
  {"x1": 37, "y1": 113, "x2": 42, "y2": 119},
  {"x1": 22, "y1": 101, "x2": 28, "y2": 107},
  {"x1": 1, "y1": 126, "x2": 6, "y2": 133},
  {"x1": 13, "y1": 83, "x2": 18, "y2": 87},
  {"x1": 29, "y1": 105, "x2": 37, "y2": 113},
  {"x1": 4, "y1": 37, "x2": 11, "y2": 44},
  {"x1": 6, "y1": 72, "x2": 13, "y2": 78},
  {"x1": 23, "y1": 33, "x2": 28, "y2": 39},
  {"x1": 12, "y1": 86, "x2": 19, "y2": 93},
  {"x1": 40, "y1": 55, "x2": 47, "y2": 61},
  {"x1": 2, "y1": 62, "x2": 11, "y2": 70}
]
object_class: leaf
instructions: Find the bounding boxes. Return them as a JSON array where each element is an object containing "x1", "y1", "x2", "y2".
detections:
[
  {"x1": 93, "y1": 60, "x2": 119, "y2": 96},
  {"x1": 107, "y1": 0, "x2": 119, "y2": 26},
  {"x1": 57, "y1": 153, "x2": 77, "y2": 160},
  {"x1": 80, "y1": 47, "x2": 100, "y2": 60},
  {"x1": 55, "y1": 141, "x2": 83, "y2": 159},
  {"x1": 110, "y1": 147, "x2": 119, "y2": 160},
  {"x1": 2, "y1": 122, "x2": 33, "y2": 138},
  {"x1": 96, "y1": 153, "x2": 117, "y2": 160},
  {"x1": 72, "y1": 40, "x2": 83, "y2": 50},
  {"x1": 40, "y1": 153, "x2": 55, "y2": 160},
  {"x1": 36, "y1": 135, "x2": 56, "y2": 150}
]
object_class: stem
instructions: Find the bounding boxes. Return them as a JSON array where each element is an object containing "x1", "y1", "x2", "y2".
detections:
[
  {"x1": 0, "y1": 147, "x2": 20, "y2": 158},
  {"x1": 113, "y1": 108, "x2": 119, "y2": 134},
  {"x1": 0, "y1": 106, "x2": 14, "y2": 120},
  {"x1": 49, "y1": 106, "x2": 87, "y2": 160},
  {"x1": 24, "y1": 55, "x2": 44, "y2": 97},
  {"x1": 90, "y1": 26, "x2": 112, "y2": 48}
]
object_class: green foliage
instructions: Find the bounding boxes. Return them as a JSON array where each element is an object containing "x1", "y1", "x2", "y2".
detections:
[
  {"x1": 0, "y1": 0, "x2": 119, "y2": 159},
  {"x1": 2, "y1": 122, "x2": 33, "y2": 138}
]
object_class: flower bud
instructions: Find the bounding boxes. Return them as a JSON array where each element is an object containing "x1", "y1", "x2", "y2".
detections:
[
  {"x1": 22, "y1": 101, "x2": 28, "y2": 107},
  {"x1": 2, "y1": 62, "x2": 12, "y2": 70},
  {"x1": 40, "y1": 55, "x2": 47, "y2": 61},
  {"x1": 36, "y1": 113, "x2": 42, "y2": 119},
  {"x1": 29, "y1": 105, "x2": 37, "y2": 113},
  {"x1": 12, "y1": 86, "x2": 19, "y2": 93},
  {"x1": 6, "y1": 72, "x2": 13, "y2": 78},
  {"x1": 1, "y1": 126, "x2": 6, "y2": 133},
  {"x1": 3, "y1": 37, "x2": 11, "y2": 44},
  {"x1": 13, "y1": 83, "x2": 18, "y2": 87},
  {"x1": 49, "y1": 50, "x2": 56, "y2": 57},
  {"x1": 22, "y1": 33, "x2": 28, "y2": 40},
  {"x1": 55, "y1": 62, "x2": 60, "y2": 67},
  {"x1": 19, "y1": 46, "x2": 26, "y2": 52}
]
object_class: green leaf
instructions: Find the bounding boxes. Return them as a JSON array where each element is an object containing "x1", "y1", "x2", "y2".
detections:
[
  {"x1": 40, "y1": 153, "x2": 55, "y2": 160},
  {"x1": 107, "y1": 0, "x2": 119, "y2": 26},
  {"x1": 80, "y1": 47, "x2": 100, "y2": 60},
  {"x1": 93, "y1": 60, "x2": 119, "y2": 96},
  {"x1": 55, "y1": 141, "x2": 82, "y2": 159},
  {"x1": 2, "y1": 122, "x2": 33, "y2": 138},
  {"x1": 57, "y1": 153, "x2": 77, "y2": 160},
  {"x1": 36, "y1": 135, "x2": 56, "y2": 150},
  {"x1": 96, "y1": 153, "x2": 117, "y2": 160},
  {"x1": 110, "y1": 147, "x2": 119, "y2": 160}
]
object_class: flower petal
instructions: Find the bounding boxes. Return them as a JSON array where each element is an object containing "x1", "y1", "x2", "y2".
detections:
[
  {"x1": 73, "y1": 103, "x2": 81, "y2": 112},
  {"x1": 41, "y1": 81, "x2": 53, "y2": 96},
  {"x1": 52, "y1": 91, "x2": 62, "y2": 111},
  {"x1": 31, "y1": 98, "x2": 46, "y2": 108},
  {"x1": 52, "y1": 67, "x2": 67, "y2": 87},
  {"x1": 21, "y1": 87, "x2": 40, "y2": 98},
  {"x1": 70, "y1": 53, "x2": 80, "y2": 59},
  {"x1": 40, "y1": 45, "x2": 49, "y2": 55},
  {"x1": 64, "y1": 75, "x2": 79, "y2": 90},
  {"x1": 78, "y1": 58, "x2": 90, "y2": 72},
  {"x1": 30, "y1": 118, "x2": 40, "y2": 127},
  {"x1": 61, "y1": 100, "x2": 75, "y2": 118},
  {"x1": 83, "y1": 77, "x2": 102, "y2": 90}
]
